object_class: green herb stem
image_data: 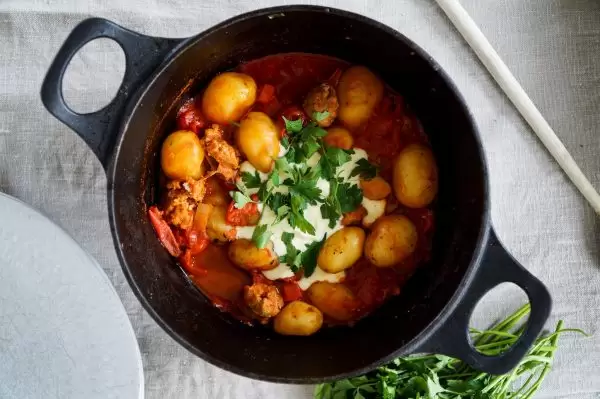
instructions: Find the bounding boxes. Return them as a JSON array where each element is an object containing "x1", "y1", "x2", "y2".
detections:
[{"x1": 315, "y1": 305, "x2": 586, "y2": 399}]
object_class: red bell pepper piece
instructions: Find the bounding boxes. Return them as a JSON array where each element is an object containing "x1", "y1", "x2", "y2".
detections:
[{"x1": 148, "y1": 206, "x2": 181, "y2": 257}]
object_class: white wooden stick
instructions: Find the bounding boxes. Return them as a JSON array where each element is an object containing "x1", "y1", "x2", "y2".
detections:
[{"x1": 435, "y1": 0, "x2": 600, "y2": 215}]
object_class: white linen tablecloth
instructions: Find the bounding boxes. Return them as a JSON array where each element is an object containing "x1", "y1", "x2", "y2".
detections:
[{"x1": 1, "y1": 0, "x2": 599, "y2": 398}]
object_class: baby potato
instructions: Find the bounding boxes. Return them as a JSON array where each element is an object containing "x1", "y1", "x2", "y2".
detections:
[
  {"x1": 236, "y1": 112, "x2": 280, "y2": 173},
  {"x1": 360, "y1": 176, "x2": 392, "y2": 200},
  {"x1": 201, "y1": 72, "x2": 257, "y2": 124},
  {"x1": 274, "y1": 301, "x2": 323, "y2": 336},
  {"x1": 317, "y1": 227, "x2": 365, "y2": 273},
  {"x1": 307, "y1": 282, "x2": 359, "y2": 322},
  {"x1": 324, "y1": 126, "x2": 354, "y2": 150},
  {"x1": 206, "y1": 205, "x2": 236, "y2": 242},
  {"x1": 228, "y1": 239, "x2": 278, "y2": 271},
  {"x1": 393, "y1": 144, "x2": 438, "y2": 208},
  {"x1": 364, "y1": 215, "x2": 417, "y2": 267},
  {"x1": 160, "y1": 130, "x2": 204, "y2": 180},
  {"x1": 337, "y1": 66, "x2": 384, "y2": 129}
]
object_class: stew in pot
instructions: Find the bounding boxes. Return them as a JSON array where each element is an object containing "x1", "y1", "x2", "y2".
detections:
[{"x1": 148, "y1": 53, "x2": 438, "y2": 336}]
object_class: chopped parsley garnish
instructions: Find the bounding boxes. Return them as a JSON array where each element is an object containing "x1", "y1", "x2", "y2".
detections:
[
  {"x1": 282, "y1": 116, "x2": 304, "y2": 133},
  {"x1": 338, "y1": 183, "x2": 363, "y2": 212},
  {"x1": 229, "y1": 191, "x2": 253, "y2": 209},
  {"x1": 241, "y1": 170, "x2": 262, "y2": 188},
  {"x1": 280, "y1": 233, "x2": 327, "y2": 277},
  {"x1": 230, "y1": 114, "x2": 379, "y2": 275},
  {"x1": 312, "y1": 110, "x2": 330, "y2": 122},
  {"x1": 252, "y1": 224, "x2": 271, "y2": 249},
  {"x1": 319, "y1": 178, "x2": 363, "y2": 228},
  {"x1": 300, "y1": 235, "x2": 327, "y2": 277},
  {"x1": 280, "y1": 232, "x2": 302, "y2": 271},
  {"x1": 350, "y1": 158, "x2": 378, "y2": 179}
]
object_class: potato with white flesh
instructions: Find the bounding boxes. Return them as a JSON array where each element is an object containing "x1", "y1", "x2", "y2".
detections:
[
  {"x1": 307, "y1": 282, "x2": 359, "y2": 322},
  {"x1": 161, "y1": 130, "x2": 204, "y2": 180},
  {"x1": 361, "y1": 197, "x2": 386, "y2": 228},
  {"x1": 274, "y1": 301, "x2": 323, "y2": 336},
  {"x1": 324, "y1": 126, "x2": 353, "y2": 150},
  {"x1": 393, "y1": 144, "x2": 438, "y2": 208},
  {"x1": 206, "y1": 205, "x2": 236, "y2": 242},
  {"x1": 364, "y1": 215, "x2": 417, "y2": 267},
  {"x1": 337, "y1": 66, "x2": 384, "y2": 129},
  {"x1": 317, "y1": 227, "x2": 365, "y2": 273},
  {"x1": 360, "y1": 176, "x2": 391, "y2": 200},
  {"x1": 228, "y1": 239, "x2": 278, "y2": 271},
  {"x1": 236, "y1": 112, "x2": 280, "y2": 173},
  {"x1": 201, "y1": 72, "x2": 257, "y2": 124}
]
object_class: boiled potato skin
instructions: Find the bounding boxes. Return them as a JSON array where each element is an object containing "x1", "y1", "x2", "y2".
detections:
[
  {"x1": 274, "y1": 301, "x2": 323, "y2": 336},
  {"x1": 307, "y1": 282, "x2": 359, "y2": 321},
  {"x1": 236, "y1": 112, "x2": 280, "y2": 173},
  {"x1": 160, "y1": 130, "x2": 204, "y2": 180},
  {"x1": 317, "y1": 227, "x2": 365, "y2": 273},
  {"x1": 364, "y1": 215, "x2": 417, "y2": 267},
  {"x1": 206, "y1": 205, "x2": 236, "y2": 242},
  {"x1": 393, "y1": 144, "x2": 438, "y2": 208},
  {"x1": 324, "y1": 127, "x2": 354, "y2": 150},
  {"x1": 201, "y1": 72, "x2": 257, "y2": 124},
  {"x1": 337, "y1": 66, "x2": 384, "y2": 129},
  {"x1": 228, "y1": 239, "x2": 278, "y2": 271},
  {"x1": 360, "y1": 177, "x2": 392, "y2": 200}
]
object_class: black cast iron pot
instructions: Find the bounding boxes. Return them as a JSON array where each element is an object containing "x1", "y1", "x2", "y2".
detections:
[{"x1": 41, "y1": 6, "x2": 552, "y2": 383}]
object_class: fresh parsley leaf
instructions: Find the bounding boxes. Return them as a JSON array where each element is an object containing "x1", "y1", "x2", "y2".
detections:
[
  {"x1": 274, "y1": 156, "x2": 289, "y2": 173},
  {"x1": 350, "y1": 158, "x2": 378, "y2": 179},
  {"x1": 269, "y1": 171, "x2": 280, "y2": 186},
  {"x1": 280, "y1": 135, "x2": 289, "y2": 149},
  {"x1": 303, "y1": 163, "x2": 322, "y2": 181},
  {"x1": 291, "y1": 181, "x2": 322, "y2": 204},
  {"x1": 274, "y1": 205, "x2": 290, "y2": 224},
  {"x1": 267, "y1": 192, "x2": 289, "y2": 211},
  {"x1": 251, "y1": 224, "x2": 271, "y2": 249},
  {"x1": 241, "y1": 171, "x2": 262, "y2": 189},
  {"x1": 284, "y1": 146, "x2": 296, "y2": 164},
  {"x1": 337, "y1": 182, "x2": 363, "y2": 212},
  {"x1": 300, "y1": 124, "x2": 328, "y2": 141},
  {"x1": 312, "y1": 110, "x2": 330, "y2": 122},
  {"x1": 290, "y1": 194, "x2": 307, "y2": 214},
  {"x1": 229, "y1": 191, "x2": 253, "y2": 209},
  {"x1": 281, "y1": 232, "x2": 302, "y2": 271},
  {"x1": 320, "y1": 202, "x2": 340, "y2": 229},
  {"x1": 257, "y1": 183, "x2": 269, "y2": 202},
  {"x1": 318, "y1": 153, "x2": 335, "y2": 181},
  {"x1": 325, "y1": 146, "x2": 353, "y2": 167},
  {"x1": 282, "y1": 116, "x2": 304, "y2": 133},
  {"x1": 301, "y1": 136, "x2": 321, "y2": 159},
  {"x1": 289, "y1": 211, "x2": 316, "y2": 235},
  {"x1": 301, "y1": 235, "x2": 327, "y2": 277}
]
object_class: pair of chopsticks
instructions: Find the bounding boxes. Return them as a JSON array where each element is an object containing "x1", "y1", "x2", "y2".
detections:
[{"x1": 435, "y1": 0, "x2": 600, "y2": 215}]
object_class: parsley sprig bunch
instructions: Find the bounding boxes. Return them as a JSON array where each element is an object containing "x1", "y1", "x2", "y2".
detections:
[{"x1": 230, "y1": 112, "x2": 378, "y2": 276}]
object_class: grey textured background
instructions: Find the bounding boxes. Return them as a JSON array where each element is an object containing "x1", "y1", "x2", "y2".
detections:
[{"x1": 1, "y1": 0, "x2": 599, "y2": 398}]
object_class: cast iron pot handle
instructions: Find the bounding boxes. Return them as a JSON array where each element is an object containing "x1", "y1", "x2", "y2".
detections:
[
  {"x1": 41, "y1": 18, "x2": 181, "y2": 167},
  {"x1": 419, "y1": 228, "x2": 552, "y2": 374}
]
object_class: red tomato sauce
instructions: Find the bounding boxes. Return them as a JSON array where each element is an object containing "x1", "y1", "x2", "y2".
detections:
[{"x1": 172, "y1": 53, "x2": 434, "y2": 325}]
